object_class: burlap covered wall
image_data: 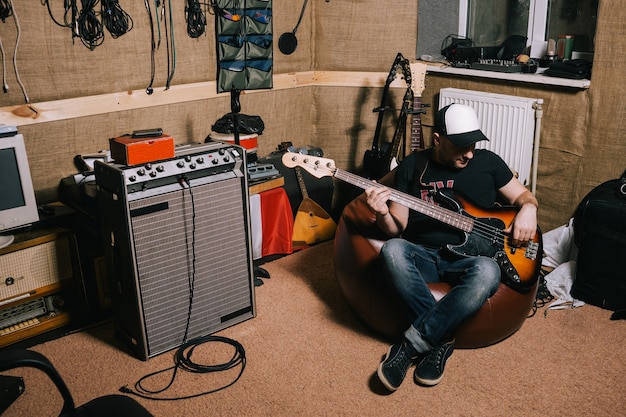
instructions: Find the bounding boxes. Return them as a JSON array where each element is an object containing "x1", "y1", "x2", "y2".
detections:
[
  {"x1": 0, "y1": 1, "x2": 312, "y2": 104},
  {"x1": 0, "y1": 1, "x2": 624, "y2": 232}
]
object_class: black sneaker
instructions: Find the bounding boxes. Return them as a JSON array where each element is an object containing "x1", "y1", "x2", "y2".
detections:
[
  {"x1": 377, "y1": 340, "x2": 419, "y2": 391},
  {"x1": 414, "y1": 339, "x2": 455, "y2": 386}
]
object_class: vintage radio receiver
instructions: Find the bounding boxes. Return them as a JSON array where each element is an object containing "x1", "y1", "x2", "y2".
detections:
[{"x1": 0, "y1": 229, "x2": 81, "y2": 346}]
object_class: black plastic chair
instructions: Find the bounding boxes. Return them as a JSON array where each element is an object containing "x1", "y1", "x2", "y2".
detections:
[{"x1": 0, "y1": 348, "x2": 153, "y2": 417}]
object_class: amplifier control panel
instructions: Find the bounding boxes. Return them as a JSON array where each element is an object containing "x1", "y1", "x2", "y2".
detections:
[{"x1": 95, "y1": 142, "x2": 247, "y2": 198}]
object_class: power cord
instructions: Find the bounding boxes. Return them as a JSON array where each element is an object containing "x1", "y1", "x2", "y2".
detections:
[{"x1": 528, "y1": 266, "x2": 554, "y2": 318}]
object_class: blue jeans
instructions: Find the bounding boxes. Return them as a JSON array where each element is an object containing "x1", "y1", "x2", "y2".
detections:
[{"x1": 379, "y1": 238, "x2": 501, "y2": 353}]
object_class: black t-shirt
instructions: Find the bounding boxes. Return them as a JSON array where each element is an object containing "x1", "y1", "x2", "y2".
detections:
[{"x1": 394, "y1": 148, "x2": 514, "y2": 248}]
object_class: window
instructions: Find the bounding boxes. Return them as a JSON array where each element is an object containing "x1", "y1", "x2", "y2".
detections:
[{"x1": 458, "y1": 0, "x2": 598, "y2": 60}]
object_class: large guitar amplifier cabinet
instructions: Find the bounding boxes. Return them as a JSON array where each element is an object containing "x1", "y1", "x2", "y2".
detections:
[{"x1": 94, "y1": 142, "x2": 255, "y2": 360}]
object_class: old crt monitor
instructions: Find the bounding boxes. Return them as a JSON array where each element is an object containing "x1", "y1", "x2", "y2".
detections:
[{"x1": 0, "y1": 133, "x2": 39, "y2": 249}]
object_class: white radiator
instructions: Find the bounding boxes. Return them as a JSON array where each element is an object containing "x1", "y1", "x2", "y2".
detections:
[{"x1": 439, "y1": 88, "x2": 543, "y2": 193}]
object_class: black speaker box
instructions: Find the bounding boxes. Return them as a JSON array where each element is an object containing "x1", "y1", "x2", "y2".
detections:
[{"x1": 95, "y1": 142, "x2": 255, "y2": 360}]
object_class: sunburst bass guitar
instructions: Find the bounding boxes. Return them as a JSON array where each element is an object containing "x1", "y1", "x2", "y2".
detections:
[{"x1": 282, "y1": 152, "x2": 542, "y2": 291}]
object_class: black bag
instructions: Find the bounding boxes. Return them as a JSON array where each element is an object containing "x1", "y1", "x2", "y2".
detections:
[
  {"x1": 544, "y1": 59, "x2": 592, "y2": 79},
  {"x1": 571, "y1": 169, "x2": 626, "y2": 311},
  {"x1": 211, "y1": 113, "x2": 265, "y2": 135}
]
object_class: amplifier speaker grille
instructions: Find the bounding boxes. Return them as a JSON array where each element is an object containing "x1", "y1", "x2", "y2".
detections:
[{"x1": 129, "y1": 178, "x2": 253, "y2": 356}]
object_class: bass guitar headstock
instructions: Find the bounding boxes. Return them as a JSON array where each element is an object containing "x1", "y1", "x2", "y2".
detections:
[{"x1": 282, "y1": 152, "x2": 337, "y2": 179}]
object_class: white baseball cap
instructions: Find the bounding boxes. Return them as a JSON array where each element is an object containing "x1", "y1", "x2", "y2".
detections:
[{"x1": 435, "y1": 104, "x2": 489, "y2": 147}]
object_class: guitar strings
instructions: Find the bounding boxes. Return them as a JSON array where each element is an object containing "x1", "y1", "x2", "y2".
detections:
[
  {"x1": 333, "y1": 168, "x2": 523, "y2": 248},
  {"x1": 290, "y1": 157, "x2": 528, "y2": 249}
]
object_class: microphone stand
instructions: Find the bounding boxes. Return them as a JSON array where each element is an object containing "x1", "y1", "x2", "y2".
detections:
[{"x1": 230, "y1": 87, "x2": 241, "y2": 146}]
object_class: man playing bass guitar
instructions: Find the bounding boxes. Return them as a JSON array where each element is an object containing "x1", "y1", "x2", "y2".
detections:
[{"x1": 366, "y1": 104, "x2": 539, "y2": 391}]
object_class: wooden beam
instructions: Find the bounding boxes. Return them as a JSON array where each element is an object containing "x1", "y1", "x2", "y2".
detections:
[{"x1": 0, "y1": 71, "x2": 409, "y2": 127}]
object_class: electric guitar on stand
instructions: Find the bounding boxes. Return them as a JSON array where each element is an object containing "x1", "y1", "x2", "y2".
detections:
[
  {"x1": 282, "y1": 152, "x2": 542, "y2": 291},
  {"x1": 363, "y1": 53, "x2": 412, "y2": 180},
  {"x1": 387, "y1": 89, "x2": 412, "y2": 172}
]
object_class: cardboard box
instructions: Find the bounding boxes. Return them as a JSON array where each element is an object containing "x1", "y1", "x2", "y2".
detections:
[{"x1": 109, "y1": 134, "x2": 175, "y2": 166}]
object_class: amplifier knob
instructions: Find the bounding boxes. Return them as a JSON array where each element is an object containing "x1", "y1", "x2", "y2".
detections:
[
  {"x1": 212, "y1": 159, "x2": 219, "y2": 165},
  {"x1": 156, "y1": 165, "x2": 165, "y2": 172},
  {"x1": 129, "y1": 175, "x2": 137, "y2": 182},
  {"x1": 137, "y1": 169, "x2": 146, "y2": 176},
  {"x1": 197, "y1": 157, "x2": 205, "y2": 164},
  {"x1": 177, "y1": 160, "x2": 185, "y2": 168}
]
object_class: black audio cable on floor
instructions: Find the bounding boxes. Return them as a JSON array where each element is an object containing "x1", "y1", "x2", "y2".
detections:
[
  {"x1": 528, "y1": 266, "x2": 555, "y2": 318},
  {"x1": 119, "y1": 335, "x2": 247, "y2": 401}
]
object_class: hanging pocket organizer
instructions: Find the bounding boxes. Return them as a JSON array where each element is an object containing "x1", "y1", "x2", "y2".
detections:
[{"x1": 215, "y1": 0, "x2": 273, "y2": 93}]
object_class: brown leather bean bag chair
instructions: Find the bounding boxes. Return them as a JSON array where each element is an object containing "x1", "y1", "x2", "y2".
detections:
[{"x1": 333, "y1": 174, "x2": 538, "y2": 348}]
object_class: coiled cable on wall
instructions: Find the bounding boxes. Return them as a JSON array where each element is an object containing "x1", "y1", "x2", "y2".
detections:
[
  {"x1": 0, "y1": 0, "x2": 12, "y2": 22},
  {"x1": 185, "y1": 0, "x2": 206, "y2": 38},
  {"x1": 77, "y1": 0, "x2": 104, "y2": 50},
  {"x1": 102, "y1": 0, "x2": 133, "y2": 38}
]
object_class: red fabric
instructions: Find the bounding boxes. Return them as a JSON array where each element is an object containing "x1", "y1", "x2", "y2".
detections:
[{"x1": 260, "y1": 187, "x2": 294, "y2": 257}]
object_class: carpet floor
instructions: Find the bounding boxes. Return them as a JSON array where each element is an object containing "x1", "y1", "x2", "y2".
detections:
[{"x1": 2, "y1": 241, "x2": 625, "y2": 417}]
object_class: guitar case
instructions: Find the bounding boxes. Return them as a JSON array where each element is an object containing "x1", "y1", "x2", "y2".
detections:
[{"x1": 571, "y1": 169, "x2": 626, "y2": 312}]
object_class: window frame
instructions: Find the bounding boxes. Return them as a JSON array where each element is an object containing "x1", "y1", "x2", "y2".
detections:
[{"x1": 458, "y1": 0, "x2": 551, "y2": 59}]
